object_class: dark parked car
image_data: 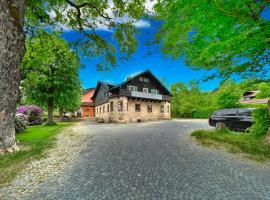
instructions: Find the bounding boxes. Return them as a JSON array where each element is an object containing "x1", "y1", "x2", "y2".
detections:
[{"x1": 209, "y1": 108, "x2": 256, "y2": 131}]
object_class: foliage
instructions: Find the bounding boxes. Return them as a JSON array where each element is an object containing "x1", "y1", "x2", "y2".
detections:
[
  {"x1": 192, "y1": 130, "x2": 270, "y2": 161},
  {"x1": 155, "y1": 0, "x2": 270, "y2": 80},
  {"x1": 171, "y1": 80, "x2": 242, "y2": 118},
  {"x1": 215, "y1": 80, "x2": 242, "y2": 108},
  {"x1": 24, "y1": 0, "x2": 147, "y2": 70},
  {"x1": 14, "y1": 113, "x2": 28, "y2": 133},
  {"x1": 250, "y1": 108, "x2": 270, "y2": 137},
  {"x1": 17, "y1": 105, "x2": 43, "y2": 125},
  {"x1": 21, "y1": 32, "x2": 82, "y2": 124},
  {"x1": 0, "y1": 122, "x2": 74, "y2": 186},
  {"x1": 257, "y1": 83, "x2": 270, "y2": 99}
]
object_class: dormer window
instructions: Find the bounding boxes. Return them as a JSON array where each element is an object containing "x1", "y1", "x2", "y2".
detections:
[{"x1": 139, "y1": 77, "x2": 143, "y2": 81}]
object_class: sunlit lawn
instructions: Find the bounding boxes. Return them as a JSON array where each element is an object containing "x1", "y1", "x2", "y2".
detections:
[
  {"x1": 0, "y1": 122, "x2": 75, "y2": 186},
  {"x1": 192, "y1": 130, "x2": 270, "y2": 161}
]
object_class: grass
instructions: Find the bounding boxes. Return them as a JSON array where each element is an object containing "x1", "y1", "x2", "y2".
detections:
[
  {"x1": 191, "y1": 130, "x2": 270, "y2": 161},
  {"x1": 0, "y1": 122, "x2": 75, "y2": 186}
]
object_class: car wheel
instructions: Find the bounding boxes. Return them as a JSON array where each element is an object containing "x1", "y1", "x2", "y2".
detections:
[{"x1": 215, "y1": 121, "x2": 225, "y2": 131}]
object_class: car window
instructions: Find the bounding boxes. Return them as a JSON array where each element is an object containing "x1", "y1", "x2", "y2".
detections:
[{"x1": 238, "y1": 109, "x2": 252, "y2": 116}]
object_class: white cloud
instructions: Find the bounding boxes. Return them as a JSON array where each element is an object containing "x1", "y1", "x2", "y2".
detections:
[
  {"x1": 133, "y1": 19, "x2": 151, "y2": 28},
  {"x1": 145, "y1": 0, "x2": 157, "y2": 14}
]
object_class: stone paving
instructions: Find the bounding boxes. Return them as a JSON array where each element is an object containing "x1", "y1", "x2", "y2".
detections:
[{"x1": 2, "y1": 120, "x2": 270, "y2": 199}]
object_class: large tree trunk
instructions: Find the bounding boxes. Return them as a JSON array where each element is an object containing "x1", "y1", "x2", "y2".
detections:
[
  {"x1": 0, "y1": 1, "x2": 26, "y2": 151},
  {"x1": 59, "y1": 107, "x2": 63, "y2": 122},
  {"x1": 47, "y1": 98, "x2": 55, "y2": 125}
]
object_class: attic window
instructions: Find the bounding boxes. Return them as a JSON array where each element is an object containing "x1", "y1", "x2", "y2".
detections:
[
  {"x1": 144, "y1": 78, "x2": 149, "y2": 82},
  {"x1": 139, "y1": 77, "x2": 143, "y2": 81}
]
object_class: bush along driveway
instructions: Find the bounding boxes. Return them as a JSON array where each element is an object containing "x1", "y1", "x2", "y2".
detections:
[{"x1": 2, "y1": 120, "x2": 269, "y2": 200}]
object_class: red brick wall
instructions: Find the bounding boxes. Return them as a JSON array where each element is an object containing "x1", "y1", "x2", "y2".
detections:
[{"x1": 82, "y1": 106, "x2": 95, "y2": 118}]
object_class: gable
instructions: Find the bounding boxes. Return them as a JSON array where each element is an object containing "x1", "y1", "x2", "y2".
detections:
[{"x1": 110, "y1": 71, "x2": 171, "y2": 96}]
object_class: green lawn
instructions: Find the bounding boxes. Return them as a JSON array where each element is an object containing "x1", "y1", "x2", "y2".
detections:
[
  {"x1": 192, "y1": 130, "x2": 270, "y2": 161},
  {"x1": 0, "y1": 122, "x2": 75, "y2": 186}
]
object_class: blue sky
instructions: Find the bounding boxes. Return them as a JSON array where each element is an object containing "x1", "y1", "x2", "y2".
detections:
[{"x1": 60, "y1": 19, "x2": 217, "y2": 91}]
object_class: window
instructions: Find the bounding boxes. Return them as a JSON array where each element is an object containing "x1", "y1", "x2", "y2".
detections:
[
  {"x1": 135, "y1": 104, "x2": 141, "y2": 112},
  {"x1": 143, "y1": 88, "x2": 148, "y2": 93},
  {"x1": 127, "y1": 85, "x2": 138, "y2": 91},
  {"x1": 139, "y1": 77, "x2": 143, "y2": 81},
  {"x1": 167, "y1": 105, "x2": 170, "y2": 113},
  {"x1": 99, "y1": 107, "x2": 101, "y2": 114},
  {"x1": 110, "y1": 102, "x2": 114, "y2": 112},
  {"x1": 96, "y1": 108, "x2": 98, "y2": 114},
  {"x1": 144, "y1": 78, "x2": 149, "y2": 82},
  {"x1": 107, "y1": 104, "x2": 109, "y2": 112},
  {"x1": 103, "y1": 106, "x2": 105, "y2": 113},
  {"x1": 160, "y1": 105, "x2": 164, "y2": 113},
  {"x1": 118, "y1": 101, "x2": 123, "y2": 111},
  {"x1": 147, "y1": 105, "x2": 152, "y2": 113},
  {"x1": 151, "y1": 89, "x2": 158, "y2": 94}
]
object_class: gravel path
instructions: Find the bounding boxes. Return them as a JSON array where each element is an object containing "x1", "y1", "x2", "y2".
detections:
[{"x1": 2, "y1": 120, "x2": 270, "y2": 199}]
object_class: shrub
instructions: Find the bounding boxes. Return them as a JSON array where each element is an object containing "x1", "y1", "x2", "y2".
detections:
[
  {"x1": 250, "y1": 108, "x2": 270, "y2": 137},
  {"x1": 17, "y1": 105, "x2": 43, "y2": 125},
  {"x1": 15, "y1": 113, "x2": 28, "y2": 133}
]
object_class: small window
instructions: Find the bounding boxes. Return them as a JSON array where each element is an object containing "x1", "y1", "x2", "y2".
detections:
[
  {"x1": 139, "y1": 77, "x2": 143, "y2": 81},
  {"x1": 127, "y1": 85, "x2": 138, "y2": 91},
  {"x1": 143, "y1": 88, "x2": 148, "y2": 93},
  {"x1": 107, "y1": 104, "x2": 109, "y2": 112},
  {"x1": 118, "y1": 101, "x2": 123, "y2": 111},
  {"x1": 147, "y1": 105, "x2": 152, "y2": 113},
  {"x1": 160, "y1": 105, "x2": 164, "y2": 113},
  {"x1": 144, "y1": 78, "x2": 149, "y2": 82},
  {"x1": 151, "y1": 89, "x2": 158, "y2": 94},
  {"x1": 99, "y1": 107, "x2": 101, "y2": 114},
  {"x1": 110, "y1": 102, "x2": 114, "y2": 112},
  {"x1": 96, "y1": 108, "x2": 98, "y2": 114},
  {"x1": 103, "y1": 106, "x2": 105, "y2": 113},
  {"x1": 167, "y1": 105, "x2": 170, "y2": 113},
  {"x1": 135, "y1": 104, "x2": 141, "y2": 112}
]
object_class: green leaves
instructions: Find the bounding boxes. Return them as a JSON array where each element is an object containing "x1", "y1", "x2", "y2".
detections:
[
  {"x1": 155, "y1": 0, "x2": 270, "y2": 79},
  {"x1": 21, "y1": 31, "x2": 82, "y2": 111},
  {"x1": 25, "y1": 0, "x2": 147, "y2": 70}
]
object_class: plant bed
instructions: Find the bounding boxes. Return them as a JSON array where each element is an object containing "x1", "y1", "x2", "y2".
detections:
[
  {"x1": 191, "y1": 130, "x2": 270, "y2": 161},
  {"x1": 0, "y1": 122, "x2": 75, "y2": 186}
]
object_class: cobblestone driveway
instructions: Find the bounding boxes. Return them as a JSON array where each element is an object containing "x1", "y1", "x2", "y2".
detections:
[{"x1": 18, "y1": 120, "x2": 270, "y2": 199}]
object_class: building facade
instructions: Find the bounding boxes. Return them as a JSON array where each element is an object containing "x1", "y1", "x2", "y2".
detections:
[
  {"x1": 81, "y1": 88, "x2": 95, "y2": 118},
  {"x1": 92, "y1": 70, "x2": 171, "y2": 123}
]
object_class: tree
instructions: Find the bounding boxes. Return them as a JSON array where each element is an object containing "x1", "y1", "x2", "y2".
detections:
[
  {"x1": 215, "y1": 80, "x2": 242, "y2": 108},
  {"x1": 0, "y1": 0, "x2": 146, "y2": 150},
  {"x1": 155, "y1": 0, "x2": 270, "y2": 80},
  {"x1": 21, "y1": 32, "x2": 82, "y2": 125},
  {"x1": 257, "y1": 83, "x2": 270, "y2": 99}
]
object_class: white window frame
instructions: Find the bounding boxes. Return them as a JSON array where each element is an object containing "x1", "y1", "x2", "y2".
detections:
[
  {"x1": 139, "y1": 77, "x2": 144, "y2": 81},
  {"x1": 151, "y1": 89, "x2": 158, "y2": 94},
  {"x1": 127, "y1": 85, "x2": 138, "y2": 91},
  {"x1": 143, "y1": 88, "x2": 148, "y2": 93}
]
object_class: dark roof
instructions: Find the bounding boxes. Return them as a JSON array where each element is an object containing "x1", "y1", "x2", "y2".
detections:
[
  {"x1": 109, "y1": 70, "x2": 171, "y2": 95},
  {"x1": 92, "y1": 81, "x2": 115, "y2": 99}
]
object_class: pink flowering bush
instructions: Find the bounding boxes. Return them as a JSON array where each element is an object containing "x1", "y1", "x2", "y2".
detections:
[{"x1": 17, "y1": 105, "x2": 43, "y2": 125}]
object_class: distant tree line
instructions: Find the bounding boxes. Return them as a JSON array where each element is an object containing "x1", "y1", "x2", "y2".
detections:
[{"x1": 170, "y1": 80, "x2": 270, "y2": 119}]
